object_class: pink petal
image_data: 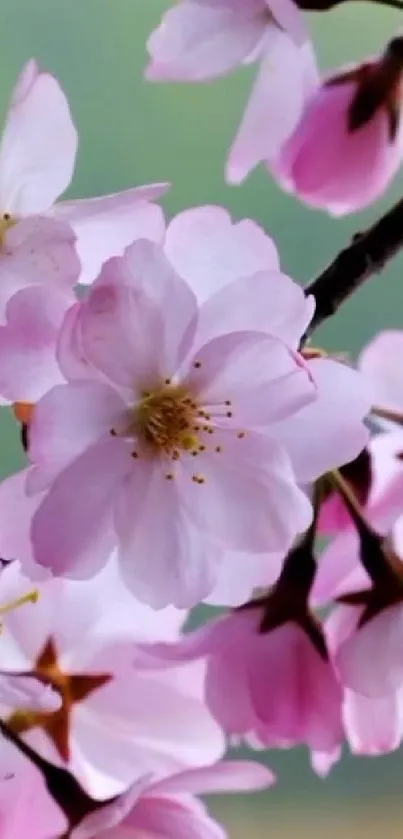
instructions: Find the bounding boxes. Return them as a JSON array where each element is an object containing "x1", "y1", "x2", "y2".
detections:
[
  {"x1": 205, "y1": 548, "x2": 283, "y2": 607},
  {"x1": 248, "y1": 625, "x2": 343, "y2": 751},
  {"x1": 185, "y1": 331, "x2": 316, "y2": 426},
  {"x1": 146, "y1": 0, "x2": 268, "y2": 82},
  {"x1": 53, "y1": 184, "x2": 168, "y2": 285},
  {"x1": 29, "y1": 380, "x2": 126, "y2": 491},
  {"x1": 195, "y1": 270, "x2": 314, "y2": 350},
  {"x1": 0, "y1": 61, "x2": 77, "y2": 213},
  {"x1": 0, "y1": 672, "x2": 61, "y2": 712},
  {"x1": 81, "y1": 242, "x2": 198, "y2": 387},
  {"x1": 311, "y1": 531, "x2": 368, "y2": 607},
  {"x1": 156, "y1": 759, "x2": 275, "y2": 796},
  {"x1": 128, "y1": 794, "x2": 226, "y2": 839},
  {"x1": 359, "y1": 330, "x2": 403, "y2": 415},
  {"x1": 164, "y1": 205, "x2": 279, "y2": 303},
  {"x1": 71, "y1": 777, "x2": 151, "y2": 839},
  {"x1": 271, "y1": 358, "x2": 371, "y2": 483},
  {"x1": 179, "y1": 430, "x2": 312, "y2": 553},
  {"x1": 31, "y1": 438, "x2": 131, "y2": 576},
  {"x1": 70, "y1": 775, "x2": 150, "y2": 839},
  {"x1": 115, "y1": 459, "x2": 220, "y2": 608},
  {"x1": 0, "y1": 469, "x2": 45, "y2": 575},
  {"x1": 0, "y1": 285, "x2": 71, "y2": 402},
  {"x1": 0, "y1": 216, "x2": 80, "y2": 320},
  {"x1": 265, "y1": 0, "x2": 307, "y2": 44},
  {"x1": 344, "y1": 689, "x2": 402, "y2": 755},
  {"x1": 227, "y1": 29, "x2": 318, "y2": 183},
  {"x1": 335, "y1": 604, "x2": 403, "y2": 696}
]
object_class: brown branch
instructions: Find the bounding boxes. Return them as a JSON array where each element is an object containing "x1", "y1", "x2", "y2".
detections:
[{"x1": 303, "y1": 196, "x2": 403, "y2": 341}]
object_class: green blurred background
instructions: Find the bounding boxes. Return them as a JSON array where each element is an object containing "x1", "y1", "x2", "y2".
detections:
[{"x1": 1, "y1": 0, "x2": 403, "y2": 835}]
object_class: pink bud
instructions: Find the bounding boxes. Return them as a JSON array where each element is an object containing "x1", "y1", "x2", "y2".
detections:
[{"x1": 272, "y1": 38, "x2": 403, "y2": 214}]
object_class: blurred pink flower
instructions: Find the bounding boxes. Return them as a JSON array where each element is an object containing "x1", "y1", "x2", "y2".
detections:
[
  {"x1": 141, "y1": 606, "x2": 343, "y2": 756},
  {"x1": 74, "y1": 760, "x2": 273, "y2": 839},
  {"x1": 272, "y1": 39, "x2": 403, "y2": 214},
  {"x1": 0, "y1": 59, "x2": 167, "y2": 286},
  {"x1": 0, "y1": 561, "x2": 223, "y2": 799},
  {"x1": 146, "y1": 0, "x2": 318, "y2": 183}
]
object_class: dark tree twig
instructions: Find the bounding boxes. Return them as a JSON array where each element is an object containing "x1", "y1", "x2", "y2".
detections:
[{"x1": 303, "y1": 196, "x2": 403, "y2": 341}]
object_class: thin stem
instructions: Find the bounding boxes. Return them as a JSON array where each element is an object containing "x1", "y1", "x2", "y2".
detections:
[
  {"x1": 330, "y1": 469, "x2": 392, "y2": 582},
  {"x1": 372, "y1": 405, "x2": 403, "y2": 426},
  {"x1": 303, "y1": 197, "x2": 403, "y2": 342}
]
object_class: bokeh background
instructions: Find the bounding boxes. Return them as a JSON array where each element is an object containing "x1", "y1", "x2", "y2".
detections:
[{"x1": 1, "y1": 0, "x2": 403, "y2": 835}]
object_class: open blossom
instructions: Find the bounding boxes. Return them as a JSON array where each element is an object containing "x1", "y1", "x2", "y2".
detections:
[
  {"x1": 146, "y1": 0, "x2": 319, "y2": 184},
  {"x1": 25, "y1": 235, "x2": 371, "y2": 608},
  {"x1": 0, "y1": 59, "x2": 167, "y2": 288},
  {"x1": 272, "y1": 37, "x2": 403, "y2": 215},
  {"x1": 140, "y1": 606, "x2": 343, "y2": 757},
  {"x1": 0, "y1": 560, "x2": 223, "y2": 799}
]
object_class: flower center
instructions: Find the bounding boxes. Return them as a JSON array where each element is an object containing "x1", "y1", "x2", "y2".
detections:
[
  {"x1": 0, "y1": 212, "x2": 16, "y2": 248},
  {"x1": 136, "y1": 383, "x2": 199, "y2": 455}
]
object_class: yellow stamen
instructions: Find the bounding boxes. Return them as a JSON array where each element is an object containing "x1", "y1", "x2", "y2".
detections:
[
  {"x1": 0, "y1": 589, "x2": 39, "y2": 617},
  {"x1": 0, "y1": 212, "x2": 16, "y2": 249}
]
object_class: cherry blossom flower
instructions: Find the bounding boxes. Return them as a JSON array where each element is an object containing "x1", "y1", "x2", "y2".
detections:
[
  {"x1": 0, "y1": 59, "x2": 167, "y2": 287},
  {"x1": 27, "y1": 238, "x2": 321, "y2": 607},
  {"x1": 0, "y1": 561, "x2": 224, "y2": 799},
  {"x1": 146, "y1": 0, "x2": 319, "y2": 184},
  {"x1": 272, "y1": 38, "x2": 403, "y2": 215},
  {"x1": 139, "y1": 606, "x2": 343, "y2": 757},
  {"x1": 73, "y1": 760, "x2": 274, "y2": 839}
]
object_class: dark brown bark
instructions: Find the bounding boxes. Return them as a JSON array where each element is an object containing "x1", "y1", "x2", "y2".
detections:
[{"x1": 303, "y1": 196, "x2": 403, "y2": 341}]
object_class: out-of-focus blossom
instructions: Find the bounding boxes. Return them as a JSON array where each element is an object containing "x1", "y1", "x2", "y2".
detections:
[
  {"x1": 74, "y1": 760, "x2": 273, "y2": 839},
  {"x1": 146, "y1": 0, "x2": 319, "y2": 184},
  {"x1": 141, "y1": 606, "x2": 343, "y2": 757},
  {"x1": 272, "y1": 38, "x2": 403, "y2": 214},
  {"x1": 0, "y1": 561, "x2": 224, "y2": 799},
  {"x1": 0, "y1": 59, "x2": 167, "y2": 287}
]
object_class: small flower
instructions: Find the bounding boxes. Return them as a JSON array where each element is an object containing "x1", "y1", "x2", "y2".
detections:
[{"x1": 272, "y1": 38, "x2": 403, "y2": 214}]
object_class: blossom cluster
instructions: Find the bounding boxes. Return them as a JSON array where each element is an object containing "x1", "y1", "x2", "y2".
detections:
[{"x1": 0, "y1": 0, "x2": 403, "y2": 835}]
